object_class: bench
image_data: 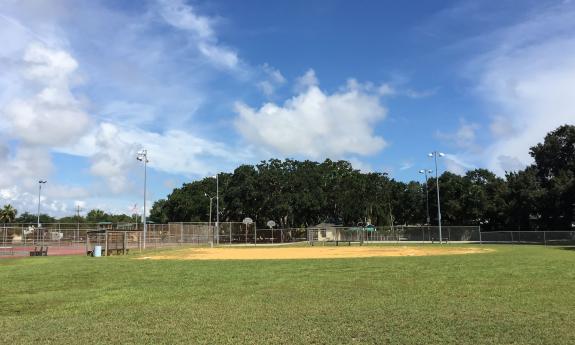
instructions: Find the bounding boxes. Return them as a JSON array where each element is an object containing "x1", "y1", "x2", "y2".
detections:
[
  {"x1": 0, "y1": 247, "x2": 14, "y2": 256},
  {"x1": 431, "y1": 237, "x2": 449, "y2": 244},
  {"x1": 29, "y1": 246, "x2": 48, "y2": 256},
  {"x1": 311, "y1": 240, "x2": 363, "y2": 246}
]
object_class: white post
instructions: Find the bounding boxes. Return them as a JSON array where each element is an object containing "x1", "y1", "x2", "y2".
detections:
[
  {"x1": 37, "y1": 180, "x2": 47, "y2": 244},
  {"x1": 209, "y1": 197, "x2": 213, "y2": 244},
  {"x1": 216, "y1": 173, "x2": 219, "y2": 245},
  {"x1": 143, "y1": 153, "x2": 147, "y2": 249},
  {"x1": 137, "y1": 150, "x2": 148, "y2": 249},
  {"x1": 37, "y1": 183, "x2": 41, "y2": 229},
  {"x1": 430, "y1": 152, "x2": 443, "y2": 244}
]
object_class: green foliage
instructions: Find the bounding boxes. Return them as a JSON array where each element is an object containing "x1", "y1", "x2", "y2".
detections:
[
  {"x1": 149, "y1": 199, "x2": 169, "y2": 224},
  {"x1": 529, "y1": 125, "x2": 575, "y2": 228},
  {"x1": 0, "y1": 204, "x2": 17, "y2": 223},
  {"x1": 84, "y1": 209, "x2": 133, "y2": 223},
  {"x1": 14, "y1": 212, "x2": 55, "y2": 224},
  {"x1": 156, "y1": 159, "x2": 398, "y2": 227},
  {"x1": 150, "y1": 125, "x2": 574, "y2": 229}
]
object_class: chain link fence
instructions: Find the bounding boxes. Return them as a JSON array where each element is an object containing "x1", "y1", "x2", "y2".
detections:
[
  {"x1": 480, "y1": 230, "x2": 575, "y2": 245},
  {"x1": 306, "y1": 225, "x2": 481, "y2": 244},
  {"x1": 2, "y1": 222, "x2": 574, "y2": 257}
]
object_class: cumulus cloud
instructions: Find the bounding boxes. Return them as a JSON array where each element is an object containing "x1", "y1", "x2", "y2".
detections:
[
  {"x1": 0, "y1": 1, "x2": 252, "y2": 213},
  {"x1": 235, "y1": 70, "x2": 387, "y2": 158},
  {"x1": 62, "y1": 122, "x2": 250, "y2": 193},
  {"x1": 294, "y1": 69, "x2": 319, "y2": 91},
  {"x1": 1, "y1": 42, "x2": 91, "y2": 146},
  {"x1": 89, "y1": 123, "x2": 140, "y2": 193}
]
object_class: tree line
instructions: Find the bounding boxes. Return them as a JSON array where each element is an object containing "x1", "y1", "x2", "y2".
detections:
[
  {"x1": 0, "y1": 208, "x2": 138, "y2": 225},
  {"x1": 1, "y1": 125, "x2": 573, "y2": 230},
  {"x1": 149, "y1": 125, "x2": 575, "y2": 231}
]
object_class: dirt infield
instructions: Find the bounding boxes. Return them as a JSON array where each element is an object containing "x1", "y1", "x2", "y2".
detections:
[{"x1": 140, "y1": 245, "x2": 492, "y2": 261}]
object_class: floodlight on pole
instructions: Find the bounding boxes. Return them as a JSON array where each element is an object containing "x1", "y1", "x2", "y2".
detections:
[
  {"x1": 428, "y1": 151, "x2": 444, "y2": 244},
  {"x1": 418, "y1": 169, "x2": 432, "y2": 225},
  {"x1": 37, "y1": 180, "x2": 47, "y2": 234},
  {"x1": 136, "y1": 149, "x2": 148, "y2": 249}
]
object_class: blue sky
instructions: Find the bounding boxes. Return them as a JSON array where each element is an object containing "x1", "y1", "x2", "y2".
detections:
[{"x1": 1, "y1": 0, "x2": 574, "y2": 217}]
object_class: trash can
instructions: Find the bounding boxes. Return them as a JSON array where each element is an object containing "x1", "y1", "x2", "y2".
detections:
[{"x1": 93, "y1": 245, "x2": 102, "y2": 257}]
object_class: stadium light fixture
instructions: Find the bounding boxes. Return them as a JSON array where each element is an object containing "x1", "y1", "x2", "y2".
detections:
[
  {"x1": 136, "y1": 149, "x2": 148, "y2": 249},
  {"x1": 418, "y1": 169, "x2": 433, "y2": 225},
  {"x1": 428, "y1": 152, "x2": 444, "y2": 244}
]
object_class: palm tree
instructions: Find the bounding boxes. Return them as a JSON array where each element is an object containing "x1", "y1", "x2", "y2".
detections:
[{"x1": 0, "y1": 204, "x2": 17, "y2": 224}]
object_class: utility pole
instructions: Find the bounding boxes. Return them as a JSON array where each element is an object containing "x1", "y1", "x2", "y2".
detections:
[
  {"x1": 137, "y1": 150, "x2": 149, "y2": 249},
  {"x1": 37, "y1": 180, "x2": 47, "y2": 243},
  {"x1": 76, "y1": 204, "x2": 82, "y2": 243},
  {"x1": 428, "y1": 152, "x2": 444, "y2": 244}
]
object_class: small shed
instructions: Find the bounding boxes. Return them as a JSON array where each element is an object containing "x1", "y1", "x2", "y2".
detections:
[{"x1": 315, "y1": 222, "x2": 341, "y2": 241}]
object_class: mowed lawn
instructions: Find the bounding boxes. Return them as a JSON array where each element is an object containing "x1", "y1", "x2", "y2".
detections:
[{"x1": 0, "y1": 245, "x2": 574, "y2": 345}]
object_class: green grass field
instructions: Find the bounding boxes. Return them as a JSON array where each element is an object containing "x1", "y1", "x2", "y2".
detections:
[{"x1": 1, "y1": 245, "x2": 574, "y2": 345}]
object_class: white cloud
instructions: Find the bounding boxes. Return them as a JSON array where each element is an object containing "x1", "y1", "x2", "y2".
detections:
[
  {"x1": 404, "y1": 88, "x2": 437, "y2": 99},
  {"x1": 100, "y1": 101, "x2": 157, "y2": 127},
  {"x1": 197, "y1": 42, "x2": 239, "y2": 70},
  {"x1": 258, "y1": 63, "x2": 286, "y2": 96},
  {"x1": 157, "y1": 0, "x2": 240, "y2": 70},
  {"x1": 1, "y1": 42, "x2": 91, "y2": 146},
  {"x1": 235, "y1": 70, "x2": 387, "y2": 159},
  {"x1": 399, "y1": 160, "x2": 414, "y2": 171},
  {"x1": 347, "y1": 158, "x2": 373, "y2": 173},
  {"x1": 89, "y1": 123, "x2": 140, "y2": 193},
  {"x1": 436, "y1": 120, "x2": 480, "y2": 150},
  {"x1": 471, "y1": 4, "x2": 575, "y2": 174},
  {"x1": 157, "y1": 0, "x2": 214, "y2": 39},
  {"x1": 0, "y1": 183, "x2": 88, "y2": 216},
  {"x1": 377, "y1": 83, "x2": 395, "y2": 96},
  {"x1": 442, "y1": 153, "x2": 475, "y2": 175},
  {"x1": 60, "y1": 122, "x2": 250, "y2": 193},
  {"x1": 294, "y1": 69, "x2": 319, "y2": 91}
]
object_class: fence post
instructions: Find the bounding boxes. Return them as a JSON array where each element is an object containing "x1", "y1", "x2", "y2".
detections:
[
  {"x1": 544, "y1": 231, "x2": 546, "y2": 246},
  {"x1": 479, "y1": 226, "x2": 482, "y2": 244}
]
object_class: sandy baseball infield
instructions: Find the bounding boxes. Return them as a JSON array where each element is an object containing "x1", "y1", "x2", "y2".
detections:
[{"x1": 140, "y1": 245, "x2": 491, "y2": 261}]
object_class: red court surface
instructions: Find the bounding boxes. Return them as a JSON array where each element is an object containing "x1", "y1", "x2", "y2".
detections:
[{"x1": 0, "y1": 246, "x2": 86, "y2": 258}]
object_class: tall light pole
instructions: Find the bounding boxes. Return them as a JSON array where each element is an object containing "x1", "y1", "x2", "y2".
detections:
[
  {"x1": 418, "y1": 169, "x2": 432, "y2": 225},
  {"x1": 216, "y1": 173, "x2": 219, "y2": 245},
  {"x1": 137, "y1": 150, "x2": 148, "y2": 249},
  {"x1": 204, "y1": 193, "x2": 215, "y2": 244},
  {"x1": 428, "y1": 152, "x2": 444, "y2": 244},
  {"x1": 37, "y1": 180, "x2": 47, "y2": 243}
]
